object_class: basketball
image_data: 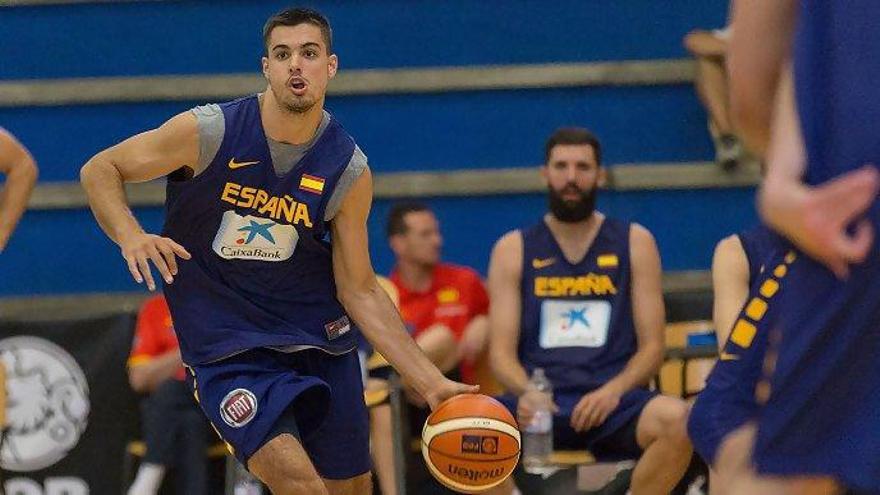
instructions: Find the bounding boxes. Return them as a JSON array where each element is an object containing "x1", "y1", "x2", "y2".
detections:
[{"x1": 421, "y1": 394, "x2": 521, "y2": 493}]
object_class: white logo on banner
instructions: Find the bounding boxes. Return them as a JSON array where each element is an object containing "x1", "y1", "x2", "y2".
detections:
[
  {"x1": 0, "y1": 336, "x2": 90, "y2": 472},
  {"x1": 212, "y1": 210, "x2": 299, "y2": 262},
  {"x1": 539, "y1": 299, "x2": 611, "y2": 348}
]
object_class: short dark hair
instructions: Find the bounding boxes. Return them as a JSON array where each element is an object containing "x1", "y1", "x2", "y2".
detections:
[
  {"x1": 544, "y1": 127, "x2": 602, "y2": 165},
  {"x1": 387, "y1": 202, "x2": 431, "y2": 238},
  {"x1": 263, "y1": 7, "x2": 333, "y2": 55}
]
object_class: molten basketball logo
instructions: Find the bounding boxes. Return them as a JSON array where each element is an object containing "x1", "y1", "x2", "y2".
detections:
[
  {"x1": 0, "y1": 336, "x2": 90, "y2": 472},
  {"x1": 461, "y1": 434, "x2": 499, "y2": 455},
  {"x1": 220, "y1": 388, "x2": 258, "y2": 428}
]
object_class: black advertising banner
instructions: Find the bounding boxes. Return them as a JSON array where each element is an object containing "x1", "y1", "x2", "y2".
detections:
[{"x1": 1, "y1": 314, "x2": 139, "y2": 495}]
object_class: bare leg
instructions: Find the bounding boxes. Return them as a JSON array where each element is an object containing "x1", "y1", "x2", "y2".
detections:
[
  {"x1": 369, "y1": 402, "x2": 398, "y2": 495},
  {"x1": 695, "y1": 56, "x2": 735, "y2": 135},
  {"x1": 323, "y1": 472, "x2": 373, "y2": 495},
  {"x1": 711, "y1": 424, "x2": 756, "y2": 495},
  {"x1": 723, "y1": 425, "x2": 842, "y2": 495},
  {"x1": 630, "y1": 396, "x2": 693, "y2": 495},
  {"x1": 248, "y1": 434, "x2": 327, "y2": 495}
]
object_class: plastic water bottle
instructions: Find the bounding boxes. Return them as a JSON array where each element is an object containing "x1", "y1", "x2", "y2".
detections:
[
  {"x1": 231, "y1": 461, "x2": 264, "y2": 495},
  {"x1": 522, "y1": 368, "x2": 553, "y2": 471}
]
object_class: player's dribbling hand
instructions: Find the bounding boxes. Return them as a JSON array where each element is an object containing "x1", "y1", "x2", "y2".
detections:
[
  {"x1": 760, "y1": 165, "x2": 880, "y2": 279},
  {"x1": 423, "y1": 378, "x2": 480, "y2": 411},
  {"x1": 118, "y1": 231, "x2": 191, "y2": 291}
]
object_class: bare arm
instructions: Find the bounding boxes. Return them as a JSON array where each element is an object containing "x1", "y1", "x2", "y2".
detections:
[
  {"x1": 571, "y1": 224, "x2": 666, "y2": 431},
  {"x1": 128, "y1": 349, "x2": 183, "y2": 394},
  {"x1": 458, "y1": 314, "x2": 489, "y2": 365},
  {"x1": 0, "y1": 129, "x2": 38, "y2": 252},
  {"x1": 609, "y1": 224, "x2": 666, "y2": 392},
  {"x1": 487, "y1": 231, "x2": 530, "y2": 396},
  {"x1": 331, "y1": 168, "x2": 475, "y2": 409},
  {"x1": 80, "y1": 112, "x2": 195, "y2": 290},
  {"x1": 711, "y1": 235, "x2": 750, "y2": 348},
  {"x1": 728, "y1": 0, "x2": 797, "y2": 154}
]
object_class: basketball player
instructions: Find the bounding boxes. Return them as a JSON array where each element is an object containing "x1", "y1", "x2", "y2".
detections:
[
  {"x1": 0, "y1": 128, "x2": 38, "y2": 253},
  {"x1": 488, "y1": 127, "x2": 692, "y2": 495},
  {"x1": 687, "y1": 224, "x2": 791, "y2": 492},
  {"x1": 80, "y1": 8, "x2": 474, "y2": 495},
  {"x1": 724, "y1": 1, "x2": 880, "y2": 493}
]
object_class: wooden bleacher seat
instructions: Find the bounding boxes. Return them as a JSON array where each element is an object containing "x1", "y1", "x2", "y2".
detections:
[{"x1": 661, "y1": 320, "x2": 718, "y2": 398}]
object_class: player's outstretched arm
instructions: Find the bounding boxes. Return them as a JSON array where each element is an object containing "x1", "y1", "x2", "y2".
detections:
[
  {"x1": 80, "y1": 112, "x2": 196, "y2": 290},
  {"x1": 330, "y1": 167, "x2": 477, "y2": 409},
  {"x1": 711, "y1": 235, "x2": 750, "y2": 349},
  {"x1": 0, "y1": 128, "x2": 38, "y2": 252}
]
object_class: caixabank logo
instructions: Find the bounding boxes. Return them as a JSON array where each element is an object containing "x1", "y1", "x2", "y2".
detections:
[
  {"x1": 0, "y1": 336, "x2": 90, "y2": 472},
  {"x1": 212, "y1": 210, "x2": 299, "y2": 262}
]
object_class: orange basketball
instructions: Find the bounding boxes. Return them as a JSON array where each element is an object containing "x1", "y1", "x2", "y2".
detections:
[{"x1": 421, "y1": 394, "x2": 521, "y2": 493}]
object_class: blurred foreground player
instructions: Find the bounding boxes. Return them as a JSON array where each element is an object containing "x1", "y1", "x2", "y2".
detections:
[
  {"x1": 728, "y1": 0, "x2": 880, "y2": 493},
  {"x1": 81, "y1": 7, "x2": 474, "y2": 495}
]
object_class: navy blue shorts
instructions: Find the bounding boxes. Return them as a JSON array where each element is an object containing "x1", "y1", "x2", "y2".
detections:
[
  {"x1": 754, "y1": 252, "x2": 880, "y2": 492},
  {"x1": 187, "y1": 347, "x2": 370, "y2": 480},
  {"x1": 689, "y1": 250, "x2": 791, "y2": 464},
  {"x1": 498, "y1": 388, "x2": 656, "y2": 461}
]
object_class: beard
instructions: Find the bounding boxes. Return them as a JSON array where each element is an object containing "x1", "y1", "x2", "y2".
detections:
[{"x1": 548, "y1": 185, "x2": 597, "y2": 223}]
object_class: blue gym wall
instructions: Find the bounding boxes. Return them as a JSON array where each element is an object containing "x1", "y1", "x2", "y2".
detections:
[{"x1": 0, "y1": 0, "x2": 748, "y2": 296}]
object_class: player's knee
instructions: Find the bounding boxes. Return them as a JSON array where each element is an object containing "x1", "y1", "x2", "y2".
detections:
[{"x1": 653, "y1": 397, "x2": 692, "y2": 447}]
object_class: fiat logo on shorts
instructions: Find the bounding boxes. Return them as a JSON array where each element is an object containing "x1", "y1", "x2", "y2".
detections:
[{"x1": 220, "y1": 388, "x2": 258, "y2": 428}]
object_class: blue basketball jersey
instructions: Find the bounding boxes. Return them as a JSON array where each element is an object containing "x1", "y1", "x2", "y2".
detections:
[
  {"x1": 752, "y1": 4, "x2": 880, "y2": 489},
  {"x1": 518, "y1": 218, "x2": 637, "y2": 394},
  {"x1": 688, "y1": 226, "x2": 791, "y2": 464},
  {"x1": 738, "y1": 224, "x2": 781, "y2": 288},
  {"x1": 163, "y1": 95, "x2": 359, "y2": 365},
  {"x1": 795, "y1": 0, "x2": 880, "y2": 191}
]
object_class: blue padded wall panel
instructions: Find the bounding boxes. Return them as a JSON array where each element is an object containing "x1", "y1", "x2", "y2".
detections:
[
  {"x1": 1, "y1": 85, "x2": 712, "y2": 181},
  {"x1": 2, "y1": 0, "x2": 728, "y2": 79},
  {"x1": 0, "y1": 188, "x2": 755, "y2": 295}
]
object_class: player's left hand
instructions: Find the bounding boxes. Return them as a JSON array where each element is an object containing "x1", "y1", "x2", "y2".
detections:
[
  {"x1": 423, "y1": 378, "x2": 480, "y2": 411},
  {"x1": 570, "y1": 385, "x2": 622, "y2": 432}
]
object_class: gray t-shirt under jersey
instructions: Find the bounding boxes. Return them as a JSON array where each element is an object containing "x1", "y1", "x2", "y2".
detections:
[{"x1": 190, "y1": 103, "x2": 367, "y2": 221}]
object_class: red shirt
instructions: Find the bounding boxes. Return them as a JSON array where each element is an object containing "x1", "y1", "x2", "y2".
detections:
[
  {"x1": 391, "y1": 263, "x2": 489, "y2": 382},
  {"x1": 128, "y1": 295, "x2": 185, "y2": 381}
]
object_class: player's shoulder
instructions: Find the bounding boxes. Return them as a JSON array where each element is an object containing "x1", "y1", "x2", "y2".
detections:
[
  {"x1": 714, "y1": 233, "x2": 745, "y2": 259},
  {"x1": 493, "y1": 229, "x2": 523, "y2": 251},
  {"x1": 626, "y1": 221, "x2": 656, "y2": 247}
]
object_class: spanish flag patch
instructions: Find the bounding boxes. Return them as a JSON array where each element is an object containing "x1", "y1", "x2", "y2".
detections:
[
  {"x1": 597, "y1": 254, "x2": 619, "y2": 268},
  {"x1": 299, "y1": 174, "x2": 325, "y2": 194}
]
